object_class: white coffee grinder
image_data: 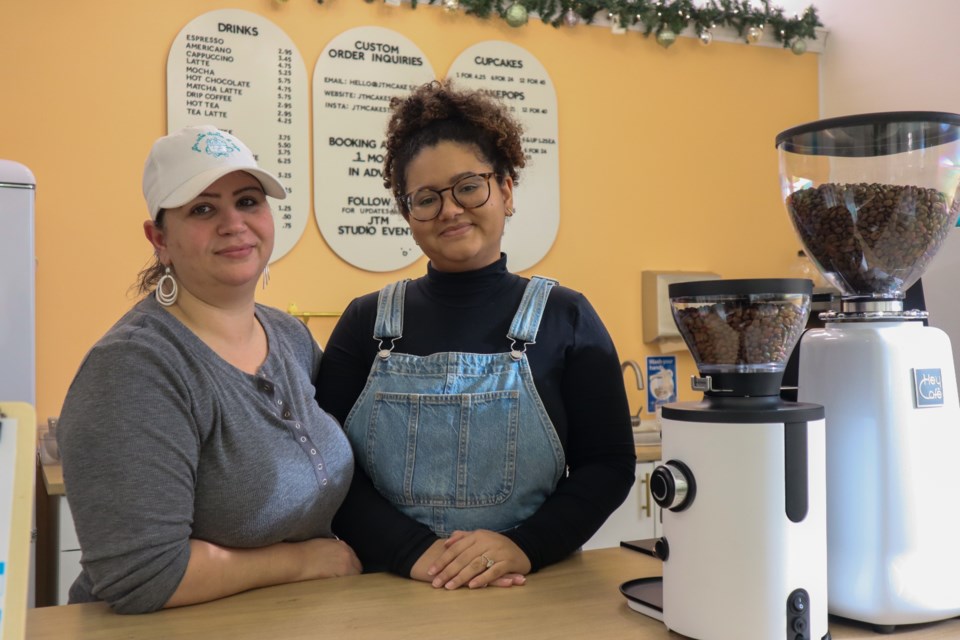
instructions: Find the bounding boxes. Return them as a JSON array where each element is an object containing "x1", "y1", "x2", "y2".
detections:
[
  {"x1": 622, "y1": 278, "x2": 830, "y2": 640},
  {"x1": 777, "y1": 112, "x2": 960, "y2": 632}
]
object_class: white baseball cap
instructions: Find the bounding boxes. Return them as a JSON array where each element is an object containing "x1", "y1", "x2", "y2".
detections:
[{"x1": 142, "y1": 125, "x2": 287, "y2": 220}]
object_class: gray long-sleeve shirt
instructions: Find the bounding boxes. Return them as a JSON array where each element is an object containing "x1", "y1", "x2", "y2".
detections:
[{"x1": 57, "y1": 296, "x2": 354, "y2": 613}]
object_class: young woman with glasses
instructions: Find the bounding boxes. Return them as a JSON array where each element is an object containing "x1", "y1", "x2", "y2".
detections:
[{"x1": 323, "y1": 81, "x2": 636, "y2": 590}]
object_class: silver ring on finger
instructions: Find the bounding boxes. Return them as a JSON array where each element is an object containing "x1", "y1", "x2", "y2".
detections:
[{"x1": 480, "y1": 554, "x2": 495, "y2": 569}]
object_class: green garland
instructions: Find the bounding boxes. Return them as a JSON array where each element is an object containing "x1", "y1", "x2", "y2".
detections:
[{"x1": 355, "y1": 0, "x2": 822, "y2": 48}]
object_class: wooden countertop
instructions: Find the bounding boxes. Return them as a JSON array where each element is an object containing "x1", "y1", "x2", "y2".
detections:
[{"x1": 25, "y1": 547, "x2": 960, "y2": 639}]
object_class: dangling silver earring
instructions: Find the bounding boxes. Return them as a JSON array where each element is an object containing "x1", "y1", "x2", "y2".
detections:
[
  {"x1": 156, "y1": 266, "x2": 178, "y2": 306},
  {"x1": 262, "y1": 265, "x2": 270, "y2": 290}
]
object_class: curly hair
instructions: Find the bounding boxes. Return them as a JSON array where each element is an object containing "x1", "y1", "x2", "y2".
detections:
[{"x1": 382, "y1": 80, "x2": 526, "y2": 216}]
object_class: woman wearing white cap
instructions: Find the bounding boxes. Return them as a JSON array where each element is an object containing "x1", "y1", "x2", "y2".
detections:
[{"x1": 57, "y1": 125, "x2": 360, "y2": 614}]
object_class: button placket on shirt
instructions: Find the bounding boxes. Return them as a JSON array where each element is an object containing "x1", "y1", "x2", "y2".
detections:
[{"x1": 256, "y1": 375, "x2": 331, "y2": 489}]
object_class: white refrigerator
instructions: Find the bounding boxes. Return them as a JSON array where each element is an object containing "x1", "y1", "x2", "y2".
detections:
[
  {"x1": 0, "y1": 159, "x2": 37, "y2": 609},
  {"x1": 0, "y1": 160, "x2": 36, "y2": 405}
]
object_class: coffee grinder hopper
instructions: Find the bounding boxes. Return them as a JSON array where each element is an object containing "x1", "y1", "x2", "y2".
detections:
[
  {"x1": 776, "y1": 111, "x2": 960, "y2": 317},
  {"x1": 668, "y1": 279, "x2": 813, "y2": 400}
]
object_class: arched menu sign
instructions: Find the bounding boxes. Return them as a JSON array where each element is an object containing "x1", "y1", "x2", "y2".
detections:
[
  {"x1": 447, "y1": 42, "x2": 559, "y2": 272},
  {"x1": 167, "y1": 9, "x2": 309, "y2": 263},
  {"x1": 313, "y1": 27, "x2": 435, "y2": 272}
]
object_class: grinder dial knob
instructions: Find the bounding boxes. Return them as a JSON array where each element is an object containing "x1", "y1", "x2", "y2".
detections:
[{"x1": 650, "y1": 460, "x2": 696, "y2": 511}]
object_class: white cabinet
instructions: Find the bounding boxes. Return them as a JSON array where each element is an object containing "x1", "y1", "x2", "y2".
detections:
[
  {"x1": 57, "y1": 550, "x2": 81, "y2": 606},
  {"x1": 55, "y1": 497, "x2": 80, "y2": 605},
  {"x1": 583, "y1": 461, "x2": 662, "y2": 550}
]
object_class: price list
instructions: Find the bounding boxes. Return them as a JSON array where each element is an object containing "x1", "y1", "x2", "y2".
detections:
[
  {"x1": 167, "y1": 9, "x2": 310, "y2": 263},
  {"x1": 447, "y1": 42, "x2": 560, "y2": 272},
  {"x1": 313, "y1": 27, "x2": 435, "y2": 272}
]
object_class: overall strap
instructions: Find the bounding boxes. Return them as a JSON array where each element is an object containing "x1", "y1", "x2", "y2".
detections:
[
  {"x1": 507, "y1": 276, "x2": 559, "y2": 346},
  {"x1": 373, "y1": 279, "x2": 409, "y2": 342}
]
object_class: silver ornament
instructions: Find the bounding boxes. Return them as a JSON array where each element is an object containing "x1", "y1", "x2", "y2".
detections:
[
  {"x1": 505, "y1": 3, "x2": 528, "y2": 27},
  {"x1": 564, "y1": 9, "x2": 580, "y2": 27},
  {"x1": 791, "y1": 39, "x2": 808, "y2": 55},
  {"x1": 746, "y1": 26, "x2": 763, "y2": 43},
  {"x1": 698, "y1": 29, "x2": 713, "y2": 46},
  {"x1": 656, "y1": 28, "x2": 677, "y2": 49}
]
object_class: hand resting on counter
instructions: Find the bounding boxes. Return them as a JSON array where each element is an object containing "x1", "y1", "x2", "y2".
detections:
[{"x1": 409, "y1": 530, "x2": 530, "y2": 590}]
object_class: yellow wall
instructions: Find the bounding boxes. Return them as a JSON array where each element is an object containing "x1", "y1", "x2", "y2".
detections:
[{"x1": 1, "y1": 0, "x2": 818, "y2": 421}]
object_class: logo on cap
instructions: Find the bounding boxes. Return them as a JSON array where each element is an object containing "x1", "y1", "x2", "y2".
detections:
[{"x1": 191, "y1": 131, "x2": 241, "y2": 158}]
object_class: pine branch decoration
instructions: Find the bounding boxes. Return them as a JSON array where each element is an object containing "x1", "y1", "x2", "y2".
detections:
[{"x1": 342, "y1": 0, "x2": 824, "y2": 48}]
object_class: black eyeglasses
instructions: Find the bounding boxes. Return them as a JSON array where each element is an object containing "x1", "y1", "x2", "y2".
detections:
[{"x1": 402, "y1": 172, "x2": 497, "y2": 221}]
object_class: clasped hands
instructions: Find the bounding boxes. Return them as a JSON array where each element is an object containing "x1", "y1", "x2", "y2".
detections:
[{"x1": 412, "y1": 529, "x2": 531, "y2": 590}]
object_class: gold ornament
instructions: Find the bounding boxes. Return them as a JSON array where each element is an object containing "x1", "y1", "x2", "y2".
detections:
[
  {"x1": 698, "y1": 29, "x2": 713, "y2": 46},
  {"x1": 746, "y1": 26, "x2": 763, "y2": 43},
  {"x1": 505, "y1": 3, "x2": 528, "y2": 27},
  {"x1": 656, "y1": 28, "x2": 677, "y2": 49}
]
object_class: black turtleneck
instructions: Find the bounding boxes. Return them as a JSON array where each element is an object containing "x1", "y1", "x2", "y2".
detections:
[{"x1": 324, "y1": 255, "x2": 635, "y2": 576}]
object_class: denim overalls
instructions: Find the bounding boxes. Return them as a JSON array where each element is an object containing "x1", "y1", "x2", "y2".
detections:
[{"x1": 343, "y1": 276, "x2": 567, "y2": 536}]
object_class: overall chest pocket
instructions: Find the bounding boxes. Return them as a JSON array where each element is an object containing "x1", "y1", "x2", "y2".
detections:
[{"x1": 365, "y1": 390, "x2": 520, "y2": 507}]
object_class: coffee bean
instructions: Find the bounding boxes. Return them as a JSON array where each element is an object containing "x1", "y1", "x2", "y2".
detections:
[
  {"x1": 786, "y1": 183, "x2": 959, "y2": 294},
  {"x1": 676, "y1": 301, "x2": 807, "y2": 366}
]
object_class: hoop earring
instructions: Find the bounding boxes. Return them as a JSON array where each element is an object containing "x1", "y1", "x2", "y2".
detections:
[
  {"x1": 156, "y1": 266, "x2": 178, "y2": 306},
  {"x1": 506, "y1": 207, "x2": 516, "y2": 217},
  {"x1": 262, "y1": 265, "x2": 270, "y2": 290}
]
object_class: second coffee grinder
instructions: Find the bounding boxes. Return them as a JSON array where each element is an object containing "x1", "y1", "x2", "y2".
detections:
[{"x1": 623, "y1": 278, "x2": 829, "y2": 640}]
